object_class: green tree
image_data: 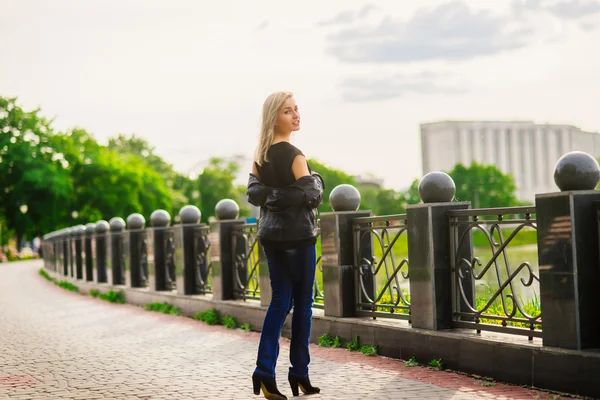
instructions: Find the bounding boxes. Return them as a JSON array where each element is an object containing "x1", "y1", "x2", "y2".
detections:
[
  {"x1": 107, "y1": 133, "x2": 191, "y2": 219},
  {"x1": 307, "y1": 159, "x2": 360, "y2": 212},
  {"x1": 375, "y1": 188, "x2": 406, "y2": 215},
  {"x1": 197, "y1": 158, "x2": 242, "y2": 220},
  {"x1": 0, "y1": 97, "x2": 72, "y2": 247},
  {"x1": 402, "y1": 179, "x2": 421, "y2": 205},
  {"x1": 448, "y1": 162, "x2": 519, "y2": 208}
]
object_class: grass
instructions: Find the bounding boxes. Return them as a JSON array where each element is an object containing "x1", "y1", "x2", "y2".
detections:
[
  {"x1": 99, "y1": 290, "x2": 126, "y2": 304},
  {"x1": 192, "y1": 308, "x2": 220, "y2": 325},
  {"x1": 359, "y1": 345, "x2": 378, "y2": 356},
  {"x1": 404, "y1": 356, "x2": 419, "y2": 367},
  {"x1": 240, "y1": 323, "x2": 251, "y2": 332},
  {"x1": 145, "y1": 302, "x2": 181, "y2": 315},
  {"x1": 222, "y1": 315, "x2": 238, "y2": 329},
  {"x1": 57, "y1": 280, "x2": 79, "y2": 293},
  {"x1": 89, "y1": 289, "x2": 101, "y2": 298},
  {"x1": 346, "y1": 335, "x2": 361, "y2": 352},
  {"x1": 428, "y1": 358, "x2": 443, "y2": 370},
  {"x1": 39, "y1": 268, "x2": 56, "y2": 283},
  {"x1": 318, "y1": 333, "x2": 342, "y2": 348},
  {"x1": 474, "y1": 285, "x2": 541, "y2": 329},
  {"x1": 481, "y1": 381, "x2": 496, "y2": 387}
]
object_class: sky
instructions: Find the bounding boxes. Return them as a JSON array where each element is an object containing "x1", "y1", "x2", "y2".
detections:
[{"x1": 1, "y1": 0, "x2": 599, "y2": 189}]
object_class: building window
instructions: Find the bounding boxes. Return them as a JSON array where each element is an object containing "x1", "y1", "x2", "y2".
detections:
[
  {"x1": 506, "y1": 129, "x2": 512, "y2": 174},
  {"x1": 469, "y1": 129, "x2": 476, "y2": 164},
  {"x1": 530, "y1": 129, "x2": 536, "y2": 188},
  {"x1": 494, "y1": 129, "x2": 501, "y2": 166},
  {"x1": 455, "y1": 129, "x2": 461, "y2": 165}
]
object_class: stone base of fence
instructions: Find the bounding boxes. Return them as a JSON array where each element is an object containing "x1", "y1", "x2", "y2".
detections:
[{"x1": 46, "y1": 268, "x2": 600, "y2": 399}]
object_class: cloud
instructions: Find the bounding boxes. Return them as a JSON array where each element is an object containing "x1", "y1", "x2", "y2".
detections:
[
  {"x1": 322, "y1": 0, "x2": 600, "y2": 63},
  {"x1": 324, "y1": 1, "x2": 532, "y2": 63},
  {"x1": 549, "y1": 0, "x2": 600, "y2": 19},
  {"x1": 340, "y1": 72, "x2": 467, "y2": 102},
  {"x1": 317, "y1": 4, "x2": 378, "y2": 26},
  {"x1": 255, "y1": 20, "x2": 269, "y2": 32}
]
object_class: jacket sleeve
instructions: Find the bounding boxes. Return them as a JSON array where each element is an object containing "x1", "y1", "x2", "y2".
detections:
[
  {"x1": 246, "y1": 174, "x2": 272, "y2": 207},
  {"x1": 301, "y1": 172, "x2": 325, "y2": 209}
]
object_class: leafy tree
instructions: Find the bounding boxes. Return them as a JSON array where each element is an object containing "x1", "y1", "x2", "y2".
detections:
[
  {"x1": 448, "y1": 162, "x2": 519, "y2": 208},
  {"x1": 375, "y1": 188, "x2": 406, "y2": 215},
  {"x1": 196, "y1": 158, "x2": 243, "y2": 221},
  {"x1": 307, "y1": 159, "x2": 360, "y2": 212},
  {"x1": 0, "y1": 97, "x2": 72, "y2": 247},
  {"x1": 107, "y1": 133, "x2": 190, "y2": 219},
  {"x1": 403, "y1": 179, "x2": 421, "y2": 205}
]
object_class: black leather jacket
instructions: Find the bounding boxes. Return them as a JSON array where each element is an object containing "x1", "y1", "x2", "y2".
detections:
[{"x1": 246, "y1": 172, "x2": 325, "y2": 242}]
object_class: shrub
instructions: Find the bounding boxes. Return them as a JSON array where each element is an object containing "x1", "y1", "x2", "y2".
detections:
[
  {"x1": 99, "y1": 290, "x2": 126, "y2": 304},
  {"x1": 318, "y1": 333, "x2": 342, "y2": 348},
  {"x1": 193, "y1": 308, "x2": 220, "y2": 325},
  {"x1": 144, "y1": 302, "x2": 181, "y2": 315},
  {"x1": 222, "y1": 315, "x2": 238, "y2": 329},
  {"x1": 58, "y1": 281, "x2": 79, "y2": 293}
]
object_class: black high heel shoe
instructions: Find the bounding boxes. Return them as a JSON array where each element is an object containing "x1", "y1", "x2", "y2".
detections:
[
  {"x1": 288, "y1": 374, "x2": 320, "y2": 397},
  {"x1": 252, "y1": 373, "x2": 288, "y2": 400}
]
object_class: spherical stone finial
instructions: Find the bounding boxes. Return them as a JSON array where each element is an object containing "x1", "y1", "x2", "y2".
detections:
[
  {"x1": 179, "y1": 205, "x2": 201, "y2": 224},
  {"x1": 553, "y1": 151, "x2": 600, "y2": 191},
  {"x1": 126, "y1": 213, "x2": 146, "y2": 230},
  {"x1": 215, "y1": 199, "x2": 240, "y2": 220},
  {"x1": 95, "y1": 220, "x2": 109, "y2": 234},
  {"x1": 85, "y1": 223, "x2": 96, "y2": 235},
  {"x1": 150, "y1": 209, "x2": 171, "y2": 227},
  {"x1": 109, "y1": 217, "x2": 126, "y2": 232},
  {"x1": 418, "y1": 171, "x2": 456, "y2": 203},
  {"x1": 329, "y1": 184, "x2": 361, "y2": 212},
  {"x1": 73, "y1": 224, "x2": 86, "y2": 236}
]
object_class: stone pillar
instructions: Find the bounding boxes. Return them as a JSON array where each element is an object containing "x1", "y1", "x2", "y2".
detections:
[
  {"x1": 537, "y1": 151, "x2": 600, "y2": 350},
  {"x1": 95, "y1": 220, "x2": 109, "y2": 283},
  {"x1": 175, "y1": 205, "x2": 208, "y2": 295},
  {"x1": 407, "y1": 172, "x2": 472, "y2": 330},
  {"x1": 147, "y1": 210, "x2": 176, "y2": 291},
  {"x1": 62, "y1": 228, "x2": 70, "y2": 276},
  {"x1": 84, "y1": 223, "x2": 96, "y2": 282},
  {"x1": 321, "y1": 184, "x2": 371, "y2": 318},
  {"x1": 210, "y1": 199, "x2": 243, "y2": 301},
  {"x1": 126, "y1": 213, "x2": 147, "y2": 288},
  {"x1": 69, "y1": 227, "x2": 76, "y2": 277},
  {"x1": 73, "y1": 225, "x2": 85, "y2": 280},
  {"x1": 109, "y1": 217, "x2": 126, "y2": 286}
]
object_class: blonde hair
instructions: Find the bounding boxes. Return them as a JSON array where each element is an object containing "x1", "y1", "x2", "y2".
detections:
[{"x1": 254, "y1": 91, "x2": 294, "y2": 166}]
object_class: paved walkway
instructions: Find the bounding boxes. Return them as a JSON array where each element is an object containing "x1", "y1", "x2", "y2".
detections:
[{"x1": 0, "y1": 261, "x2": 577, "y2": 400}]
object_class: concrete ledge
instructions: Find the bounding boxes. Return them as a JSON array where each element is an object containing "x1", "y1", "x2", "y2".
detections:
[{"x1": 50, "y1": 270, "x2": 600, "y2": 399}]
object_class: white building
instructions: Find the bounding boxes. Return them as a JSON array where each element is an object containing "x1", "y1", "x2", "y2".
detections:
[{"x1": 420, "y1": 121, "x2": 600, "y2": 202}]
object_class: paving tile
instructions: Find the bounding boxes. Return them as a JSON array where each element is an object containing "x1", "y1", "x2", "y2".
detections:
[{"x1": 0, "y1": 261, "x2": 578, "y2": 400}]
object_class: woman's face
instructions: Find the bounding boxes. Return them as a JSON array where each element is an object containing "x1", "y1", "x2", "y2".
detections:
[{"x1": 275, "y1": 96, "x2": 300, "y2": 133}]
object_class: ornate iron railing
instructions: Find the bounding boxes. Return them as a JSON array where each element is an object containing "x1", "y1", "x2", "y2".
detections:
[
  {"x1": 313, "y1": 221, "x2": 324, "y2": 309},
  {"x1": 353, "y1": 215, "x2": 411, "y2": 320},
  {"x1": 449, "y1": 206, "x2": 541, "y2": 339},
  {"x1": 232, "y1": 224, "x2": 261, "y2": 301},
  {"x1": 139, "y1": 236, "x2": 148, "y2": 287},
  {"x1": 164, "y1": 229, "x2": 177, "y2": 291},
  {"x1": 194, "y1": 225, "x2": 212, "y2": 294}
]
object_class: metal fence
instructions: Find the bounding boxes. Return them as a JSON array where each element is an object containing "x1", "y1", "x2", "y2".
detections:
[
  {"x1": 353, "y1": 214, "x2": 411, "y2": 320},
  {"x1": 313, "y1": 222, "x2": 324, "y2": 309},
  {"x1": 449, "y1": 206, "x2": 541, "y2": 339},
  {"x1": 232, "y1": 224, "x2": 261, "y2": 301},
  {"x1": 194, "y1": 225, "x2": 212, "y2": 294}
]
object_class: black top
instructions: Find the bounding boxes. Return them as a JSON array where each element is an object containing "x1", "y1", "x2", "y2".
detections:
[
  {"x1": 255, "y1": 142, "x2": 310, "y2": 188},
  {"x1": 255, "y1": 142, "x2": 315, "y2": 250}
]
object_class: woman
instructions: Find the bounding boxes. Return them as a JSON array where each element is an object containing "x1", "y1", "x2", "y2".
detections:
[{"x1": 247, "y1": 91, "x2": 324, "y2": 399}]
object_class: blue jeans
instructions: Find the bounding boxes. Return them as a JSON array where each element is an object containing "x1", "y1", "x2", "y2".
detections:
[{"x1": 254, "y1": 244, "x2": 316, "y2": 379}]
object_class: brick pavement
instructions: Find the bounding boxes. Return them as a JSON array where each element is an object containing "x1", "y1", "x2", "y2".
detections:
[{"x1": 0, "y1": 261, "x2": 580, "y2": 400}]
